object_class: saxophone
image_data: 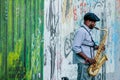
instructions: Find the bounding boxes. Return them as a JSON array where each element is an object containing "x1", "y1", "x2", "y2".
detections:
[{"x1": 88, "y1": 27, "x2": 108, "y2": 76}]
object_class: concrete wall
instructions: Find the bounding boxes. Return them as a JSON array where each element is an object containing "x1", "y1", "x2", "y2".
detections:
[{"x1": 44, "y1": 0, "x2": 120, "y2": 80}]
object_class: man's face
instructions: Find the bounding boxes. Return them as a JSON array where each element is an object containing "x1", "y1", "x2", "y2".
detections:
[{"x1": 88, "y1": 20, "x2": 96, "y2": 29}]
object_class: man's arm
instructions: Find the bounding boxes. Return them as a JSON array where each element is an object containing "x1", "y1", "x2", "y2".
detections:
[{"x1": 77, "y1": 52, "x2": 96, "y2": 64}]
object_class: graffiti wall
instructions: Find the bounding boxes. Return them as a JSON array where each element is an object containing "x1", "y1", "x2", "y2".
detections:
[
  {"x1": 44, "y1": 0, "x2": 120, "y2": 80},
  {"x1": 44, "y1": 0, "x2": 60, "y2": 80}
]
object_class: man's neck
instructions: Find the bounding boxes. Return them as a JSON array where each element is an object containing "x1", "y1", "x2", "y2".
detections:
[{"x1": 83, "y1": 24, "x2": 92, "y2": 32}]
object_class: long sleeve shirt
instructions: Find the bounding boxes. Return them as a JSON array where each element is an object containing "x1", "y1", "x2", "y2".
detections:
[{"x1": 72, "y1": 24, "x2": 95, "y2": 64}]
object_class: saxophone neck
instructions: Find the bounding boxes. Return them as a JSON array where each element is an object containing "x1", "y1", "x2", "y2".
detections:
[{"x1": 94, "y1": 27, "x2": 108, "y2": 33}]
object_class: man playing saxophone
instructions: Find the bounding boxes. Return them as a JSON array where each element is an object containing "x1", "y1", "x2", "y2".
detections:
[{"x1": 72, "y1": 12, "x2": 105, "y2": 80}]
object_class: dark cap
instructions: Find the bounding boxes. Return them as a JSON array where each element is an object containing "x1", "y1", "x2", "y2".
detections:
[{"x1": 84, "y1": 12, "x2": 100, "y2": 21}]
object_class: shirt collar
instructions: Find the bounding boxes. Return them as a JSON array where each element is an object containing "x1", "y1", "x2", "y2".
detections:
[{"x1": 83, "y1": 24, "x2": 92, "y2": 32}]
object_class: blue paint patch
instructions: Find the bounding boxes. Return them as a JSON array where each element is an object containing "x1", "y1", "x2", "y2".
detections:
[
  {"x1": 112, "y1": 21, "x2": 120, "y2": 65},
  {"x1": 86, "y1": 0, "x2": 98, "y2": 6},
  {"x1": 110, "y1": 59, "x2": 112, "y2": 64},
  {"x1": 112, "y1": 23, "x2": 119, "y2": 44}
]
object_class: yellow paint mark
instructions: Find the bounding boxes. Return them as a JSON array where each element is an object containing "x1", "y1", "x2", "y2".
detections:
[{"x1": 62, "y1": 0, "x2": 73, "y2": 23}]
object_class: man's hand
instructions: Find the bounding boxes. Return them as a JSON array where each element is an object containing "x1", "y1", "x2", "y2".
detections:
[
  {"x1": 77, "y1": 52, "x2": 96, "y2": 64},
  {"x1": 94, "y1": 46, "x2": 99, "y2": 50},
  {"x1": 95, "y1": 45, "x2": 105, "y2": 51},
  {"x1": 85, "y1": 58, "x2": 96, "y2": 64},
  {"x1": 101, "y1": 45, "x2": 105, "y2": 51}
]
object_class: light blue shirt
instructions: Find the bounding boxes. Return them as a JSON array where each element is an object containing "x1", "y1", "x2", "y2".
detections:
[{"x1": 72, "y1": 24, "x2": 95, "y2": 64}]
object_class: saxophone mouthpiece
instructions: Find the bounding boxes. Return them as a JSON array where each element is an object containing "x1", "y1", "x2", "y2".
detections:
[{"x1": 94, "y1": 27, "x2": 99, "y2": 30}]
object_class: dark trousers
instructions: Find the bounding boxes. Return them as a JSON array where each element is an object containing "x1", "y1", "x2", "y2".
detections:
[{"x1": 77, "y1": 62, "x2": 95, "y2": 80}]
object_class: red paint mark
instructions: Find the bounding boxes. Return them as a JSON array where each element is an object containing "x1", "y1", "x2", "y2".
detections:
[
  {"x1": 80, "y1": 2, "x2": 86, "y2": 7},
  {"x1": 73, "y1": 6, "x2": 77, "y2": 21},
  {"x1": 80, "y1": 2, "x2": 87, "y2": 14},
  {"x1": 116, "y1": 0, "x2": 120, "y2": 19},
  {"x1": 116, "y1": 0, "x2": 120, "y2": 13},
  {"x1": 57, "y1": 52, "x2": 62, "y2": 70}
]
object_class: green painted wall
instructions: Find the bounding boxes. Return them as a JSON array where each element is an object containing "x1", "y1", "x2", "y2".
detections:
[{"x1": 0, "y1": 0, "x2": 44, "y2": 80}]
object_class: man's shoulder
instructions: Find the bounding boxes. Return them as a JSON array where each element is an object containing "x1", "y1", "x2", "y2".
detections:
[{"x1": 77, "y1": 26, "x2": 86, "y2": 33}]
